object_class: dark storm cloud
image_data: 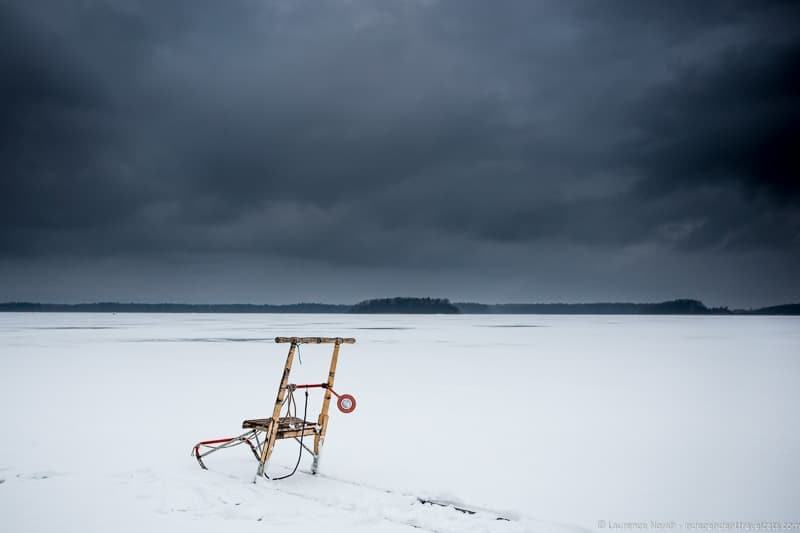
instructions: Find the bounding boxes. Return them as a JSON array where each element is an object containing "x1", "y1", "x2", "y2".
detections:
[{"x1": 0, "y1": 0, "x2": 798, "y2": 303}]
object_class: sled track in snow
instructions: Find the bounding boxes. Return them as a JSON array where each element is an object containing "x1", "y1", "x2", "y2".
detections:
[
  {"x1": 259, "y1": 479, "x2": 435, "y2": 532},
  {"x1": 253, "y1": 467, "x2": 522, "y2": 533},
  {"x1": 303, "y1": 470, "x2": 513, "y2": 520}
]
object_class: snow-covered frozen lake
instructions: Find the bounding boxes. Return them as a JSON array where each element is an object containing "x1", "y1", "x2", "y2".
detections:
[{"x1": 1, "y1": 313, "x2": 798, "y2": 532}]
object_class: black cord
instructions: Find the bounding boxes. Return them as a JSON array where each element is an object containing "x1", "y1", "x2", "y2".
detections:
[{"x1": 264, "y1": 389, "x2": 309, "y2": 481}]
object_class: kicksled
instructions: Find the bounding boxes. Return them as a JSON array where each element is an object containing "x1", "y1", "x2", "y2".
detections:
[{"x1": 192, "y1": 336, "x2": 357, "y2": 482}]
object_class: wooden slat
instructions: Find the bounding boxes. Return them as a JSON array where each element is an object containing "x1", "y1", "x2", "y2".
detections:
[
  {"x1": 274, "y1": 337, "x2": 356, "y2": 344},
  {"x1": 314, "y1": 341, "x2": 341, "y2": 464},
  {"x1": 243, "y1": 417, "x2": 318, "y2": 431},
  {"x1": 256, "y1": 342, "x2": 297, "y2": 476},
  {"x1": 276, "y1": 428, "x2": 318, "y2": 440}
]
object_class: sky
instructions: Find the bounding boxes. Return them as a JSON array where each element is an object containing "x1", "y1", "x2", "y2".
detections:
[{"x1": 1, "y1": 1, "x2": 798, "y2": 307}]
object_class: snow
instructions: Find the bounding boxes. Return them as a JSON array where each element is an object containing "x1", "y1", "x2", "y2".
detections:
[{"x1": 1, "y1": 313, "x2": 798, "y2": 532}]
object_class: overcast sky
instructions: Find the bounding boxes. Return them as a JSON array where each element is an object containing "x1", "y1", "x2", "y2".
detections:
[{"x1": 1, "y1": 1, "x2": 798, "y2": 306}]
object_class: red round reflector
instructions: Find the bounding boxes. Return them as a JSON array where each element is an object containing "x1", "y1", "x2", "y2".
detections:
[{"x1": 337, "y1": 394, "x2": 356, "y2": 414}]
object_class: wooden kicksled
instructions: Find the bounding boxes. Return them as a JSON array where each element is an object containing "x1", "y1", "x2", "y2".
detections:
[{"x1": 192, "y1": 336, "x2": 357, "y2": 481}]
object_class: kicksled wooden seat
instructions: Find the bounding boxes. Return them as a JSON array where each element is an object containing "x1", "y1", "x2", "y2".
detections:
[{"x1": 192, "y1": 336, "x2": 357, "y2": 481}]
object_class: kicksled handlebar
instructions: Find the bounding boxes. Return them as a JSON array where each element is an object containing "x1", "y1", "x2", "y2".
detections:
[{"x1": 275, "y1": 337, "x2": 356, "y2": 344}]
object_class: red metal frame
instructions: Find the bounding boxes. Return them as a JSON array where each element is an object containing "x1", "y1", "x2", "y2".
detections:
[
  {"x1": 293, "y1": 383, "x2": 344, "y2": 401},
  {"x1": 193, "y1": 436, "x2": 259, "y2": 469}
]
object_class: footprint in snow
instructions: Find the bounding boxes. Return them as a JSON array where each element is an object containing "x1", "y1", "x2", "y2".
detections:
[{"x1": 25, "y1": 471, "x2": 63, "y2": 480}]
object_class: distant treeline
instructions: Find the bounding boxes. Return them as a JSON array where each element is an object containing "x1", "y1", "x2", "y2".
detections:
[
  {"x1": 456, "y1": 299, "x2": 800, "y2": 315},
  {"x1": 1, "y1": 298, "x2": 798, "y2": 315},
  {"x1": 744, "y1": 303, "x2": 800, "y2": 315},
  {"x1": 350, "y1": 297, "x2": 460, "y2": 314},
  {"x1": 457, "y1": 299, "x2": 724, "y2": 314},
  {"x1": 0, "y1": 302, "x2": 349, "y2": 313}
]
